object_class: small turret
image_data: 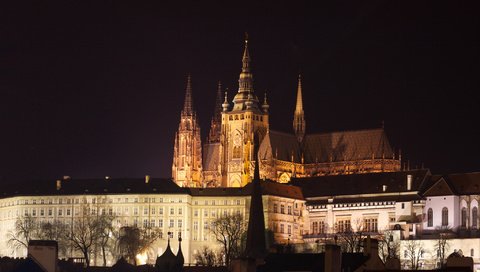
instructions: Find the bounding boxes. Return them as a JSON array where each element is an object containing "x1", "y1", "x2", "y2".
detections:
[
  {"x1": 262, "y1": 91, "x2": 269, "y2": 113},
  {"x1": 222, "y1": 91, "x2": 230, "y2": 112}
]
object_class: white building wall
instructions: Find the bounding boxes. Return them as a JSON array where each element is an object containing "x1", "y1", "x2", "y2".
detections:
[
  {"x1": 0, "y1": 192, "x2": 307, "y2": 266},
  {"x1": 423, "y1": 195, "x2": 459, "y2": 231}
]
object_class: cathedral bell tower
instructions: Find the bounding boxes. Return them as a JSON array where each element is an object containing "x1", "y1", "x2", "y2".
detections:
[
  {"x1": 172, "y1": 75, "x2": 203, "y2": 187},
  {"x1": 219, "y1": 35, "x2": 269, "y2": 187}
]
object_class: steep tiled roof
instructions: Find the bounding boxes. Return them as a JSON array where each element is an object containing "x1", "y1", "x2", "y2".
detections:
[
  {"x1": 446, "y1": 172, "x2": 480, "y2": 195},
  {"x1": 304, "y1": 128, "x2": 394, "y2": 163},
  {"x1": 261, "y1": 128, "x2": 395, "y2": 163}
]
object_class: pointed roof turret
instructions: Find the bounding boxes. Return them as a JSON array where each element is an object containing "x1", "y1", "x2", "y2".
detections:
[
  {"x1": 222, "y1": 90, "x2": 230, "y2": 112},
  {"x1": 155, "y1": 233, "x2": 178, "y2": 271},
  {"x1": 293, "y1": 74, "x2": 306, "y2": 143},
  {"x1": 182, "y1": 74, "x2": 193, "y2": 116},
  {"x1": 176, "y1": 236, "x2": 184, "y2": 268},
  {"x1": 244, "y1": 137, "x2": 267, "y2": 259},
  {"x1": 262, "y1": 91, "x2": 269, "y2": 113}
]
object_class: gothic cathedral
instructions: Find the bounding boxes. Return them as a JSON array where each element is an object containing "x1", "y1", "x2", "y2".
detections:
[{"x1": 173, "y1": 38, "x2": 401, "y2": 188}]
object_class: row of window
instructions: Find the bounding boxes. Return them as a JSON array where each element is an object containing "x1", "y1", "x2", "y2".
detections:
[
  {"x1": 272, "y1": 222, "x2": 293, "y2": 235},
  {"x1": 310, "y1": 201, "x2": 398, "y2": 210},
  {"x1": 193, "y1": 209, "x2": 241, "y2": 217},
  {"x1": 228, "y1": 114, "x2": 264, "y2": 121},
  {"x1": 427, "y1": 207, "x2": 479, "y2": 228},
  {"x1": 193, "y1": 199, "x2": 242, "y2": 206},
  {"x1": 0, "y1": 197, "x2": 189, "y2": 207}
]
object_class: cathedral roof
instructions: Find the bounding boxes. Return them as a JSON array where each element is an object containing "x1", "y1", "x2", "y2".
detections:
[{"x1": 261, "y1": 128, "x2": 395, "y2": 164}]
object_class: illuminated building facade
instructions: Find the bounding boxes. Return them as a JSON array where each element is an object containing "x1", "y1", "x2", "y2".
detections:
[{"x1": 174, "y1": 37, "x2": 401, "y2": 187}]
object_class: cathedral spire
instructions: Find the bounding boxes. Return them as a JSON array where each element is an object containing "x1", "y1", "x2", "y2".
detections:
[
  {"x1": 238, "y1": 33, "x2": 253, "y2": 93},
  {"x1": 232, "y1": 34, "x2": 259, "y2": 112},
  {"x1": 293, "y1": 74, "x2": 306, "y2": 142},
  {"x1": 242, "y1": 33, "x2": 251, "y2": 74},
  {"x1": 207, "y1": 81, "x2": 223, "y2": 143},
  {"x1": 214, "y1": 81, "x2": 223, "y2": 120},
  {"x1": 182, "y1": 74, "x2": 193, "y2": 115}
]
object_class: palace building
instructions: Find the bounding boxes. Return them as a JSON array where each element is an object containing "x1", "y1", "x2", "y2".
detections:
[{"x1": 172, "y1": 37, "x2": 401, "y2": 188}]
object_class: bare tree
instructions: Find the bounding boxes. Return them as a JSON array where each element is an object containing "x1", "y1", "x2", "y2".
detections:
[
  {"x1": 378, "y1": 229, "x2": 400, "y2": 262},
  {"x1": 404, "y1": 240, "x2": 425, "y2": 270},
  {"x1": 194, "y1": 246, "x2": 219, "y2": 266},
  {"x1": 336, "y1": 218, "x2": 365, "y2": 253},
  {"x1": 115, "y1": 226, "x2": 162, "y2": 265},
  {"x1": 64, "y1": 200, "x2": 99, "y2": 266},
  {"x1": 7, "y1": 214, "x2": 39, "y2": 253},
  {"x1": 38, "y1": 220, "x2": 69, "y2": 258},
  {"x1": 91, "y1": 198, "x2": 116, "y2": 267},
  {"x1": 210, "y1": 213, "x2": 246, "y2": 267},
  {"x1": 434, "y1": 226, "x2": 451, "y2": 268}
]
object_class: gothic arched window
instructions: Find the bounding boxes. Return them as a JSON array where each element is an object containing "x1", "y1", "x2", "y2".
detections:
[
  {"x1": 442, "y1": 207, "x2": 449, "y2": 226},
  {"x1": 427, "y1": 208, "x2": 433, "y2": 227},
  {"x1": 461, "y1": 207, "x2": 467, "y2": 228},
  {"x1": 472, "y1": 207, "x2": 478, "y2": 229}
]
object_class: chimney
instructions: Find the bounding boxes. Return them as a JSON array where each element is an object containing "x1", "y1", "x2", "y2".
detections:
[
  {"x1": 325, "y1": 244, "x2": 341, "y2": 272},
  {"x1": 56, "y1": 180, "x2": 61, "y2": 191},
  {"x1": 145, "y1": 175, "x2": 150, "y2": 184},
  {"x1": 363, "y1": 236, "x2": 379, "y2": 257},
  {"x1": 407, "y1": 174, "x2": 412, "y2": 190}
]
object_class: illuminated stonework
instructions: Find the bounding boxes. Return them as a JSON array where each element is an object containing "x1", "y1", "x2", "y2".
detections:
[
  {"x1": 179, "y1": 38, "x2": 401, "y2": 187},
  {"x1": 172, "y1": 75, "x2": 203, "y2": 187}
]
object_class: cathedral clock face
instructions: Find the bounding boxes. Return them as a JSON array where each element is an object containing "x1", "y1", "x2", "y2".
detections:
[{"x1": 233, "y1": 134, "x2": 241, "y2": 146}]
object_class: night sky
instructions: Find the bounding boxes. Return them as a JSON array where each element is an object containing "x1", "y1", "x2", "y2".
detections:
[{"x1": 1, "y1": 1, "x2": 479, "y2": 184}]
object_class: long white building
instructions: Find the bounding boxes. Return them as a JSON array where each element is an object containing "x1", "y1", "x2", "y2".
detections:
[
  {"x1": 0, "y1": 176, "x2": 306, "y2": 265},
  {"x1": 1, "y1": 171, "x2": 479, "y2": 270}
]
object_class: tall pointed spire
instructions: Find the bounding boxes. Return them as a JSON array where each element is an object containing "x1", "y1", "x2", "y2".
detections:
[
  {"x1": 207, "y1": 81, "x2": 223, "y2": 143},
  {"x1": 244, "y1": 137, "x2": 267, "y2": 259},
  {"x1": 239, "y1": 33, "x2": 253, "y2": 93},
  {"x1": 242, "y1": 32, "x2": 251, "y2": 74},
  {"x1": 293, "y1": 74, "x2": 306, "y2": 142},
  {"x1": 182, "y1": 74, "x2": 193, "y2": 115},
  {"x1": 232, "y1": 33, "x2": 259, "y2": 112},
  {"x1": 173, "y1": 74, "x2": 203, "y2": 187},
  {"x1": 213, "y1": 81, "x2": 223, "y2": 122}
]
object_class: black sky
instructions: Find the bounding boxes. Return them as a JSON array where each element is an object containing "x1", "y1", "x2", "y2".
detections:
[{"x1": 1, "y1": 1, "x2": 479, "y2": 183}]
